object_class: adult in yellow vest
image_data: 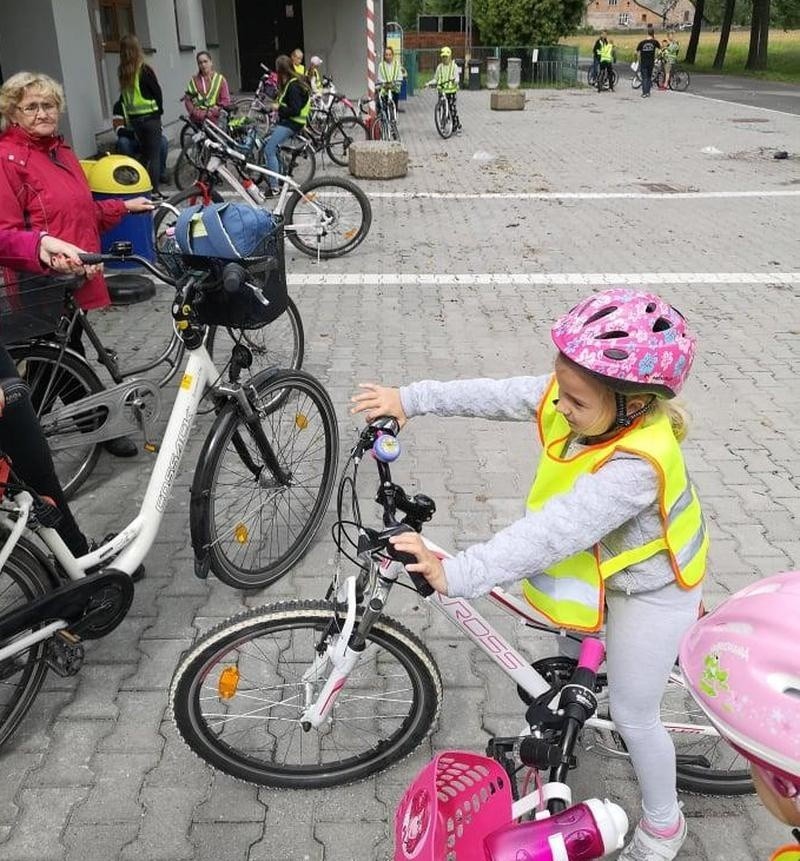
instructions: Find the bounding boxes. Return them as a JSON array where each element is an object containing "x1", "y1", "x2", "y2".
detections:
[
  {"x1": 117, "y1": 34, "x2": 165, "y2": 197},
  {"x1": 262, "y1": 54, "x2": 311, "y2": 194},
  {"x1": 352, "y1": 288, "x2": 706, "y2": 861},
  {"x1": 597, "y1": 38, "x2": 616, "y2": 91},
  {"x1": 183, "y1": 51, "x2": 232, "y2": 125},
  {"x1": 291, "y1": 48, "x2": 305, "y2": 76}
]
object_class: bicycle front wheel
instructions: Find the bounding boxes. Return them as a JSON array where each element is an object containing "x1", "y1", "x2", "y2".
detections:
[
  {"x1": 8, "y1": 343, "x2": 104, "y2": 499},
  {"x1": 325, "y1": 117, "x2": 370, "y2": 166},
  {"x1": 173, "y1": 151, "x2": 200, "y2": 191},
  {"x1": 434, "y1": 98, "x2": 453, "y2": 139},
  {"x1": 284, "y1": 176, "x2": 372, "y2": 259},
  {"x1": 191, "y1": 369, "x2": 338, "y2": 590},
  {"x1": 671, "y1": 70, "x2": 690, "y2": 91},
  {"x1": 170, "y1": 600, "x2": 443, "y2": 787},
  {"x1": 0, "y1": 545, "x2": 53, "y2": 747}
]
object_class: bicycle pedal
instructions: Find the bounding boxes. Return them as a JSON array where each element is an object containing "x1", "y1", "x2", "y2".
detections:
[{"x1": 46, "y1": 630, "x2": 85, "y2": 677}]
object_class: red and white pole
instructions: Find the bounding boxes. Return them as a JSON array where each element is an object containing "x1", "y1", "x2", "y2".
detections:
[{"x1": 366, "y1": 0, "x2": 377, "y2": 118}]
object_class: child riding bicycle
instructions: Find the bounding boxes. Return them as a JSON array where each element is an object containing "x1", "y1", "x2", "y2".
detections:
[
  {"x1": 377, "y1": 46, "x2": 403, "y2": 112},
  {"x1": 429, "y1": 46, "x2": 462, "y2": 134},
  {"x1": 353, "y1": 288, "x2": 706, "y2": 861}
]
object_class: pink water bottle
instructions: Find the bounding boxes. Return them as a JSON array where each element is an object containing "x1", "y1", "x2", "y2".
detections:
[{"x1": 483, "y1": 798, "x2": 628, "y2": 861}]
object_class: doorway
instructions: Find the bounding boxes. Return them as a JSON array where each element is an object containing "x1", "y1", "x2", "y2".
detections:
[{"x1": 235, "y1": 0, "x2": 305, "y2": 90}]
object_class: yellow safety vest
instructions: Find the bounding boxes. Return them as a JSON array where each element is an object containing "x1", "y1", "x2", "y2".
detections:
[
  {"x1": 187, "y1": 72, "x2": 224, "y2": 108},
  {"x1": 771, "y1": 848, "x2": 800, "y2": 861},
  {"x1": 521, "y1": 377, "x2": 708, "y2": 633},
  {"x1": 277, "y1": 78, "x2": 311, "y2": 126},
  {"x1": 294, "y1": 63, "x2": 306, "y2": 75},
  {"x1": 379, "y1": 60, "x2": 401, "y2": 91},
  {"x1": 436, "y1": 61, "x2": 458, "y2": 94},
  {"x1": 599, "y1": 42, "x2": 615, "y2": 63},
  {"x1": 121, "y1": 67, "x2": 159, "y2": 119}
]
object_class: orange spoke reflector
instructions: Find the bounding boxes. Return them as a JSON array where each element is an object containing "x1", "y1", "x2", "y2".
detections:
[
  {"x1": 234, "y1": 523, "x2": 249, "y2": 544},
  {"x1": 344, "y1": 229, "x2": 357, "y2": 239},
  {"x1": 304, "y1": 193, "x2": 317, "y2": 203},
  {"x1": 295, "y1": 413, "x2": 309, "y2": 430},
  {"x1": 218, "y1": 665, "x2": 240, "y2": 700}
]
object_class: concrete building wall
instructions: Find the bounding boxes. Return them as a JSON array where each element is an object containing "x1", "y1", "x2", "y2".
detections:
[
  {"x1": 583, "y1": 0, "x2": 695, "y2": 29},
  {"x1": 215, "y1": 0, "x2": 241, "y2": 92},
  {"x1": 302, "y1": 0, "x2": 382, "y2": 100}
]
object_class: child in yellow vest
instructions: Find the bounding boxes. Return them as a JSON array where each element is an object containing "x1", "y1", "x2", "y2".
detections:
[
  {"x1": 352, "y1": 288, "x2": 705, "y2": 861},
  {"x1": 428, "y1": 46, "x2": 462, "y2": 134}
]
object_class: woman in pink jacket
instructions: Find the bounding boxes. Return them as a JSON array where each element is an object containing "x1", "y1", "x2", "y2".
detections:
[{"x1": 0, "y1": 71, "x2": 154, "y2": 457}]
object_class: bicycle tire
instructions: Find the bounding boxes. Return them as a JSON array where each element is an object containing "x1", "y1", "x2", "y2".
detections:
[
  {"x1": 190, "y1": 369, "x2": 338, "y2": 590},
  {"x1": 325, "y1": 117, "x2": 370, "y2": 167},
  {"x1": 234, "y1": 96, "x2": 271, "y2": 137},
  {"x1": 631, "y1": 73, "x2": 642, "y2": 90},
  {"x1": 8, "y1": 342, "x2": 104, "y2": 500},
  {"x1": 284, "y1": 175, "x2": 372, "y2": 260},
  {"x1": 371, "y1": 117, "x2": 384, "y2": 141},
  {"x1": 671, "y1": 70, "x2": 690, "y2": 92},
  {"x1": 610, "y1": 69, "x2": 618, "y2": 90},
  {"x1": 656, "y1": 68, "x2": 666, "y2": 89},
  {"x1": 206, "y1": 296, "x2": 305, "y2": 394},
  {"x1": 0, "y1": 547, "x2": 53, "y2": 748},
  {"x1": 173, "y1": 151, "x2": 201, "y2": 192},
  {"x1": 170, "y1": 600, "x2": 442, "y2": 787},
  {"x1": 329, "y1": 94, "x2": 358, "y2": 121},
  {"x1": 434, "y1": 98, "x2": 453, "y2": 139},
  {"x1": 533, "y1": 656, "x2": 753, "y2": 796}
]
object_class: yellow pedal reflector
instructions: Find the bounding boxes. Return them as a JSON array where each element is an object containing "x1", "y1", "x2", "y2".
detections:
[
  {"x1": 218, "y1": 666, "x2": 240, "y2": 700},
  {"x1": 295, "y1": 412, "x2": 309, "y2": 430},
  {"x1": 344, "y1": 229, "x2": 357, "y2": 239},
  {"x1": 234, "y1": 523, "x2": 249, "y2": 544}
]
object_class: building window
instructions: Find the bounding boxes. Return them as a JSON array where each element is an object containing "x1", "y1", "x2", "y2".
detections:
[
  {"x1": 618, "y1": 12, "x2": 630, "y2": 25},
  {"x1": 99, "y1": 0, "x2": 134, "y2": 52},
  {"x1": 608, "y1": 0, "x2": 618, "y2": 6},
  {"x1": 202, "y1": 0, "x2": 219, "y2": 46},
  {"x1": 174, "y1": 0, "x2": 196, "y2": 50},
  {"x1": 642, "y1": 13, "x2": 647, "y2": 20}
]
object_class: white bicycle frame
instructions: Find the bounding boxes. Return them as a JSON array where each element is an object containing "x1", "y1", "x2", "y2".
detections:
[
  {"x1": 297, "y1": 536, "x2": 720, "y2": 812},
  {"x1": 0, "y1": 342, "x2": 222, "y2": 662}
]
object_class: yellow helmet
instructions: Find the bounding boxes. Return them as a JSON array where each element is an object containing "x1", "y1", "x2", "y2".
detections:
[{"x1": 440, "y1": 46, "x2": 452, "y2": 58}]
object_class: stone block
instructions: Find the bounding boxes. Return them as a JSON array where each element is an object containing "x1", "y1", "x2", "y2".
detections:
[
  {"x1": 490, "y1": 90, "x2": 526, "y2": 111},
  {"x1": 348, "y1": 141, "x2": 408, "y2": 179}
]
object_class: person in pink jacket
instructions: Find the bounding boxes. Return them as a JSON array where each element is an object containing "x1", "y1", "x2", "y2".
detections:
[
  {"x1": 0, "y1": 71, "x2": 154, "y2": 457},
  {"x1": 183, "y1": 51, "x2": 232, "y2": 126}
]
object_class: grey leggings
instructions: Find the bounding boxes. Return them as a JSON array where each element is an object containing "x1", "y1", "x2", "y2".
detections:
[{"x1": 562, "y1": 581, "x2": 702, "y2": 828}]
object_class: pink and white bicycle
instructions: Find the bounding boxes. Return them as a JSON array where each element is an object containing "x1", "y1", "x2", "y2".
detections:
[{"x1": 169, "y1": 418, "x2": 752, "y2": 803}]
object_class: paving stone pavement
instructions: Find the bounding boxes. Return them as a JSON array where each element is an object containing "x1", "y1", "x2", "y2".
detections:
[{"x1": 1, "y1": 86, "x2": 799, "y2": 861}]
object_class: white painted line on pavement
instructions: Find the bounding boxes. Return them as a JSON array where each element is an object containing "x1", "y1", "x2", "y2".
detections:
[
  {"x1": 363, "y1": 189, "x2": 800, "y2": 201},
  {"x1": 288, "y1": 272, "x2": 800, "y2": 287},
  {"x1": 682, "y1": 91, "x2": 800, "y2": 119}
]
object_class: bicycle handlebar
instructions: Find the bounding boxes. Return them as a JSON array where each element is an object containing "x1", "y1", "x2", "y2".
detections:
[{"x1": 78, "y1": 251, "x2": 176, "y2": 285}]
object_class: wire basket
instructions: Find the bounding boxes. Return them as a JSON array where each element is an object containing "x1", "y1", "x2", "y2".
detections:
[
  {"x1": 158, "y1": 222, "x2": 287, "y2": 331},
  {"x1": 394, "y1": 751, "x2": 513, "y2": 861},
  {"x1": 0, "y1": 271, "x2": 73, "y2": 343}
]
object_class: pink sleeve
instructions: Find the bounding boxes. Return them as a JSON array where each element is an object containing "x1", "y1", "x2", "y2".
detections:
[
  {"x1": 218, "y1": 77, "x2": 232, "y2": 108},
  {"x1": 0, "y1": 228, "x2": 43, "y2": 272},
  {"x1": 0, "y1": 157, "x2": 26, "y2": 233},
  {"x1": 94, "y1": 198, "x2": 128, "y2": 233}
]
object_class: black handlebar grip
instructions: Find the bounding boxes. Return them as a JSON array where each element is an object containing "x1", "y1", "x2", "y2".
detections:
[
  {"x1": 389, "y1": 545, "x2": 435, "y2": 597},
  {"x1": 222, "y1": 262, "x2": 247, "y2": 294},
  {"x1": 78, "y1": 253, "x2": 105, "y2": 265}
]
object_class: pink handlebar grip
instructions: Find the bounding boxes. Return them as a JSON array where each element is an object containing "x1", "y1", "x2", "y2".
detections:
[{"x1": 577, "y1": 637, "x2": 605, "y2": 674}]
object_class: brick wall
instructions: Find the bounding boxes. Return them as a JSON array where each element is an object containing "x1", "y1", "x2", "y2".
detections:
[{"x1": 405, "y1": 31, "x2": 470, "y2": 50}]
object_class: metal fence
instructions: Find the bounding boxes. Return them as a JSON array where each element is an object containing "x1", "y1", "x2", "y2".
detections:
[{"x1": 411, "y1": 45, "x2": 579, "y2": 86}]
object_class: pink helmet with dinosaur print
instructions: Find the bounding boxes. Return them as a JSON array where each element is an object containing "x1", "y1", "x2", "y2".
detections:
[{"x1": 551, "y1": 288, "x2": 696, "y2": 398}]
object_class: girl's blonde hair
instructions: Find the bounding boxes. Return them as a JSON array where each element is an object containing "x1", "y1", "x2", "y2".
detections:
[
  {"x1": 0, "y1": 71, "x2": 64, "y2": 130},
  {"x1": 118, "y1": 34, "x2": 145, "y2": 91},
  {"x1": 649, "y1": 399, "x2": 690, "y2": 442}
]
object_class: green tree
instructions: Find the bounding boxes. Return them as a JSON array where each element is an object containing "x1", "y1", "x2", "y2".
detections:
[{"x1": 473, "y1": 0, "x2": 585, "y2": 44}]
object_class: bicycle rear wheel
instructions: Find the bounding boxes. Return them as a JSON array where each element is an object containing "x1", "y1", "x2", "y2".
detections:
[
  {"x1": 325, "y1": 117, "x2": 370, "y2": 166},
  {"x1": 631, "y1": 73, "x2": 642, "y2": 89},
  {"x1": 8, "y1": 343, "x2": 104, "y2": 499},
  {"x1": 0, "y1": 546, "x2": 53, "y2": 747},
  {"x1": 284, "y1": 176, "x2": 372, "y2": 259},
  {"x1": 170, "y1": 600, "x2": 442, "y2": 787},
  {"x1": 670, "y1": 70, "x2": 690, "y2": 91},
  {"x1": 173, "y1": 151, "x2": 201, "y2": 191},
  {"x1": 190, "y1": 369, "x2": 338, "y2": 590},
  {"x1": 234, "y1": 97, "x2": 271, "y2": 137}
]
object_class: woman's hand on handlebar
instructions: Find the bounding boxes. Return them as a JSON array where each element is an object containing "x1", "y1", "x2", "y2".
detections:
[
  {"x1": 389, "y1": 532, "x2": 448, "y2": 595},
  {"x1": 39, "y1": 235, "x2": 103, "y2": 278},
  {"x1": 350, "y1": 383, "x2": 408, "y2": 427},
  {"x1": 124, "y1": 196, "x2": 157, "y2": 213}
]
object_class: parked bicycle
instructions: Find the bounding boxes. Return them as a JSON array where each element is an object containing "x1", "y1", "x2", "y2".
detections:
[
  {"x1": 632, "y1": 62, "x2": 688, "y2": 91},
  {"x1": 155, "y1": 119, "x2": 372, "y2": 261},
  {"x1": 169, "y1": 418, "x2": 751, "y2": 793},
  {"x1": 596, "y1": 65, "x2": 618, "y2": 92}
]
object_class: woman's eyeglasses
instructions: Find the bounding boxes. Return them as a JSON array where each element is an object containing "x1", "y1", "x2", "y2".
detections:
[{"x1": 17, "y1": 102, "x2": 58, "y2": 116}]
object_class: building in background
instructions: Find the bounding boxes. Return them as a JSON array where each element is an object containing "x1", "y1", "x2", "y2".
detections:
[
  {"x1": 582, "y1": 0, "x2": 695, "y2": 30},
  {"x1": 0, "y1": 0, "x2": 381, "y2": 157}
]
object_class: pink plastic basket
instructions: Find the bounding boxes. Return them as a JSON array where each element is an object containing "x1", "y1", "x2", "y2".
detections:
[{"x1": 394, "y1": 751, "x2": 513, "y2": 861}]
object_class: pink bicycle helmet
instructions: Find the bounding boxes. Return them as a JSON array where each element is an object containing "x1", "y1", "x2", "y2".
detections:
[
  {"x1": 679, "y1": 571, "x2": 800, "y2": 790},
  {"x1": 551, "y1": 288, "x2": 696, "y2": 399}
]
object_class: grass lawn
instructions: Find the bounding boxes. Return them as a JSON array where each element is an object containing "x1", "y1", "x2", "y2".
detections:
[{"x1": 562, "y1": 29, "x2": 800, "y2": 83}]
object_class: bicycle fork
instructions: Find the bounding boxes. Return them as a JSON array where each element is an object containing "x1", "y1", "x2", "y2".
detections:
[{"x1": 299, "y1": 564, "x2": 398, "y2": 731}]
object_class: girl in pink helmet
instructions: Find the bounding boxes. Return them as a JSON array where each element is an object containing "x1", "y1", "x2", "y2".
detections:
[
  {"x1": 681, "y1": 570, "x2": 800, "y2": 861},
  {"x1": 352, "y1": 288, "x2": 706, "y2": 861}
]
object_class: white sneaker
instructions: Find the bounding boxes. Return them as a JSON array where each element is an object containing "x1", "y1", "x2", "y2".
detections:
[{"x1": 618, "y1": 814, "x2": 687, "y2": 860}]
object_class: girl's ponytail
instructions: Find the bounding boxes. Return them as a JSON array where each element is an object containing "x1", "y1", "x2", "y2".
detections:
[{"x1": 658, "y1": 400, "x2": 690, "y2": 442}]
